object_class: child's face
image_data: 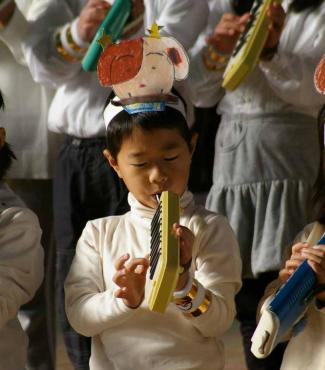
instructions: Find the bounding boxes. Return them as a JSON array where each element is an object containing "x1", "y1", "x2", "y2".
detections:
[{"x1": 105, "y1": 126, "x2": 194, "y2": 208}]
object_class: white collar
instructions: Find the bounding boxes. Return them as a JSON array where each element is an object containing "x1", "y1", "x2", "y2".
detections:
[{"x1": 128, "y1": 190, "x2": 194, "y2": 220}]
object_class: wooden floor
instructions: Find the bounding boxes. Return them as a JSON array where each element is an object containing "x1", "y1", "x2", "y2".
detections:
[{"x1": 56, "y1": 320, "x2": 246, "y2": 370}]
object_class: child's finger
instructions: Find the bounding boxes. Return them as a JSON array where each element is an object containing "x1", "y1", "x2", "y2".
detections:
[
  {"x1": 239, "y1": 13, "x2": 250, "y2": 28},
  {"x1": 279, "y1": 268, "x2": 291, "y2": 282},
  {"x1": 112, "y1": 269, "x2": 128, "y2": 286},
  {"x1": 115, "y1": 253, "x2": 130, "y2": 271},
  {"x1": 114, "y1": 286, "x2": 128, "y2": 299},
  {"x1": 173, "y1": 223, "x2": 193, "y2": 240},
  {"x1": 302, "y1": 250, "x2": 323, "y2": 265},
  {"x1": 307, "y1": 260, "x2": 325, "y2": 279},
  {"x1": 284, "y1": 259, "x2": 301, "y2": 271},
  {"x1": 312, "y1": 244, "x2": 325, "y2": 252},
  {"x1": 292, "y1": 242, "x2": 308, "y2": 254},
  {"x1": 126, "y1": 257, "x2": 149, "y2": 273},
  {"x1": 135, "y1": 264, "x2": 149, "y2": 275}
]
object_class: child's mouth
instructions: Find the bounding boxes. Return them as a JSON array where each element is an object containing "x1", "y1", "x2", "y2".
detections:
[{"x1": 151, "y1": 193, "x2": 162, "y2": 204}]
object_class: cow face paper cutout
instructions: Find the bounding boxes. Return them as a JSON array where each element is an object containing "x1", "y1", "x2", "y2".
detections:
[{"x1": 97, "y1": 31, "x2": 189, "y2": 100}]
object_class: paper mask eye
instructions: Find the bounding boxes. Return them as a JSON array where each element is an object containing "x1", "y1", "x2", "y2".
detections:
[{"x1": 98, "y1": 38, "x2": 143, "y2": 86}]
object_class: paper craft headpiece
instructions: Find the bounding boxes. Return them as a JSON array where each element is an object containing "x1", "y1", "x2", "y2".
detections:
[
  {"x1": 97, "y1": 25, "x2": 189, "y2": 128},
  {"x1": 314, "y1": 55, "x2": 325, "y2": 95}
]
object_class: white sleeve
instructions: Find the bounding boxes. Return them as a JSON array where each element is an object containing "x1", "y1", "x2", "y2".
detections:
[
  {"x1": 259, "y1": 7, "x2": 325, "y2": 113},
  {"x1": 259, "y1": 52, "x2": 325, "y2": 113},
  {"x1": 0, "y1": 207, "x2": 44, "y2": 329},
  {"x1": 0, "y1": 8, "x2": 29, "y2": 66},
  {"x1": 185, "y1": 0, "x2": 231, "y2": 107},
  {"x1": 187, "y1": 215, "x2": 242, "y2": 338},
  {"x1": 187, "y1": 38, "x2": 225, "y2": 108},
  {"x1": 149, "y1": 0, "x2": 209, "y2": 50},
  {"x1": 65, "y1": 221, "x2": 137, "y2": 337},
  {"x1": 22, "y1": 0, "x2": 83, "y2": 88}
]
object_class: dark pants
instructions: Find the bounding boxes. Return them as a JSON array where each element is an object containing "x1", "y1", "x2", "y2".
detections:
[
  {"x1": 10, "y1": 179, "x2": 55, "y2": 370},
  {"x1": 54, "y1": 137, "x2": 129, "y2": 370},
  {"x1": 235, "y1": 272, "x2": 287, "y2": 370}
]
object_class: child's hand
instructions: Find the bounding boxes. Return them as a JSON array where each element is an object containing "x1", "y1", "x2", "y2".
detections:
[
  {"x1": 206, "y1": 12, "x2": 250, "y2": 55},
  {"x1": 113, "y1": 253, "x2": 149, "y2": 309},
  {"x1": 173, "y1": 223, "x2": 194, "y2": 291},
  {"x1": 279, "y1": 242, "x2": 325, "y2": 301},
  {"x1": 261, "y1": 2, "x2": 286, "y2": 59},
  {"x1": 0, "y1": 1, "x2": 15, "y2": 27},
  {"x1": 77, "y1": 0, "x2": 111, "y2": 42},
  {"x1": 279, "y1": 242, "x2": 306, "y2": 283},
  {"x1": 301, "y1": 243, "x2": 325, "y2": 301}
]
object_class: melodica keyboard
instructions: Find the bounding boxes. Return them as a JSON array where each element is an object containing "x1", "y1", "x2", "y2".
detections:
[
  {"x1": 148, "y1": 191, "x2": 181, "y2": 313},
  {"x1": 222, "y1": 0, "x2": 282, "y2": 91}
]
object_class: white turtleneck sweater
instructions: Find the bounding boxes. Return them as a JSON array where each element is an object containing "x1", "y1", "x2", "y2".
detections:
[
  {"x1": 65, "y1": 191, "x2": 242, "y2": 370},
  {"x1": 0, "y1": 181, "x2": 44, "y2": 370}
]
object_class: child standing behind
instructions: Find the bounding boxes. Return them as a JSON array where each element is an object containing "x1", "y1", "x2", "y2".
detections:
[
  {"x1": 0, "y1": 92, "x2": 44, "y2": 370},
  {"x1": 276, "y1": 219, "x2": 325, "y2": 370},
  {"x1": 64, "y1": 33, "x2": 242, "y2": 370},
  {"x1": 256, "y1": 58, "x2": 325, "y2": 370}
]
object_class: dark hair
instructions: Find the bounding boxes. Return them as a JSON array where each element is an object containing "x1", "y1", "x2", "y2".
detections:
[
  {"x1": 0, "y1": 143, "x2": 17, "y2": 180},
  {"x1": 0, "y1": 91, "x2": 3, "y2": 110},
  {"x1": 0, "y1": 91, "x2": 17, "y2": 180},
  {"x1": 289, "y1": 0, "x2": 323, "y2": 12},
  {"x1": 310, "y1": 104, "x2": 325, "y2": 224},
  {"x1": 232, "y1": 0, "x2": 323, "y2": 15},
  {"x1": 106, "y1": 107, "x2": 192, "y2": 159},
  {"x1": 232, "y1": 0, "x2": 254, "y2": 15}
]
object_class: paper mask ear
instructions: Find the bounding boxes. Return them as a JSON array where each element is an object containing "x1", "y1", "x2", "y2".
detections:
[
  {"x1": 314, "y1": 55, "x2": 325, "y2": 94},
  {"x1": 97, "y1": 38, "x2": 143, "y2": 86},
  {"x1": 161, "y1": 36, "x2": 189, "y2": 81}
]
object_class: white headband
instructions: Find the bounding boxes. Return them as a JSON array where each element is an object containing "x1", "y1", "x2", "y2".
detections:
[{"x1": 103, "y1": 94, "x2": 188, "y2": 129}]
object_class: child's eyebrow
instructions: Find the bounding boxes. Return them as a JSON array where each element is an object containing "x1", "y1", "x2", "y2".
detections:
[
  {"x1": 128, "y1": 151, "x2": 146, "y2": 158},
  {"x1": 127, "y1": 142, "x2": 181, "y2": 158},
  {"x1": 160, "y1": 142, "x2": 181, "y2": 151}
]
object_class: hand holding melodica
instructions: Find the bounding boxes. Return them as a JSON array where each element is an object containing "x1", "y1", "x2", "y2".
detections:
[
  {"x1": 261, "y1": 2, "x2": 286, "y2": 58},
  {"x1": 173, "y1": 224, "x2": 194, "y2": 291},
  {"x1": 0, "y1": 0, "x2": 15, "y2": 26},
  {"x1": 113, "y1": 253, "x2": 149, "y2": 308},
  {"x1": 206, "y1": 12, "x2": 250, "y2": 55},
  {"x1": 77, "y1": 0, "x2": 111, "y2": 42},
  {"x1": 279, "y1": 242, "x2": 325, "y2": 301}
]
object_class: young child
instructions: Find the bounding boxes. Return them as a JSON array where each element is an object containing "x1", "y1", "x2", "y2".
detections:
[
  {"x1": 256, "y1": 56, "x2": 325, "y2": 370},
  {"x1": 64, "y1": 32, "x2": 242, "y2": 370},
  {"x1": 0, "y1": 91, "x2": 44, "y2": 370}
]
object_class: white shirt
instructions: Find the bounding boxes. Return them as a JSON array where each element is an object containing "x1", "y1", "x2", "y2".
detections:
[
  {"x1": 0, "y1": 6, "x2": 62, "y2": 179},
  {"x1": 65, "y1": 191, "x2": 242, "y2": 370},
  {"x1": 189, "y1": 0, "x2": 325, "y2": 118},
  {"x1": 23, "y1": 0, "x2": 209, "y2": 138},
  {"x1": 0, "y1": 181, "x2": 44, "y2": 370}
]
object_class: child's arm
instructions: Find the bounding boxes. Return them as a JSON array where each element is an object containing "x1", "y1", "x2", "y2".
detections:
[
  {"x1": 172, "y1": 215, "x2": 242, "y2": 338},
  {"x1": 0, "y1": 207, "x2": 44, "y2": 328},
  {"x1": 65, "y1": 219, "x2": 146, "y2": 337},
  {"x1": 113, "y1": 253, "x2": 149, "y2": 308},
  {"x1": 280, "y1": 242, "x2": 325, "y2": 303}
]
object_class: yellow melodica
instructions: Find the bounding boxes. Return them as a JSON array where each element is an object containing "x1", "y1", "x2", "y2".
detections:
[
  {"x1": 222, "y1": 0, "x2": 282, "y2": 91},
  {"x1": 148, "y1": 191, "x2": 183, "y2": 313}
]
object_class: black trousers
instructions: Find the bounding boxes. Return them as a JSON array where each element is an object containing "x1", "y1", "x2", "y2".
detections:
[
  {"x1": 235, "y1": 272, "x2": 287, "y2": 370},
  {"x1": 54, "y1": 137, "x2": 129, "y2": 370}
]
